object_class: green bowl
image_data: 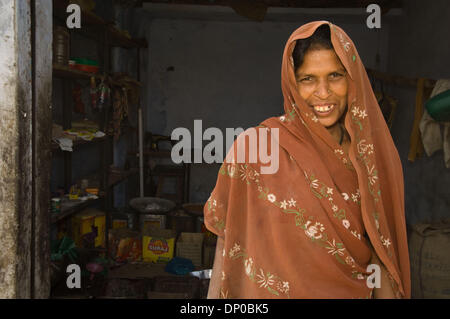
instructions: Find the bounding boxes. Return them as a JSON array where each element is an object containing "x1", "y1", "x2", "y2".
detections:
[{"x1": 71, "y1": 57, "x2": 99, "y2": 66}]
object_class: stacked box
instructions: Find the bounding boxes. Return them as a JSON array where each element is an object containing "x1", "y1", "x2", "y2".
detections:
[
  {"x1": 109, "y1": 228, "x2": 142, "y2": 262},
  {"x1": 176, "y1": 232, "x2": 204, "y2": 268},
  {"x1": 72, "y1": 208, "x2": 105, "y2": 248},
  {"x1": 142, "y1": 228, "x2": 176, "y2": 263},
  {"x1": 112, "y1": 219, "x2": 128, "y2": 229}
]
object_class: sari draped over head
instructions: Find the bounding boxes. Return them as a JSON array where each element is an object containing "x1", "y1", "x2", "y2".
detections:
[{"x1": 204, "y1": 21, "x2": 410, "y2": 299}]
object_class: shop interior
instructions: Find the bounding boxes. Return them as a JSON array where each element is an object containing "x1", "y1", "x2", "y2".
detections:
[{"x1": 0, "y1": 0, "x2": 449, "y2": 299}]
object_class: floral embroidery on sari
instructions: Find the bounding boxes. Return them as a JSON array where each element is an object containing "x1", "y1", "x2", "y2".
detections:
[
  {"x1": 334, "y1": 148, "x2": 355, "y2": 170},
  {"x1": 350, "y1": 101, "x2": 393, "y2": 258},
  {"x1": 219, "y1": 162, "x2": 367, "y2": 280},
  {"x1": 304, "y1": 111, "x2": 319, "y2": 123},
  {"x1": 337, "y1": 32, "x2": 351, "y2": 52},
  {"x1": 227, "y1": 242, "x2": 291, "y2": 298},
  {"x1": 304, "y1": 171, "x2": 363, "y2": 240},
  {"x1": 206, "y1": 195, "x2": 225, "y2": 233},
  {"x1": 330, "y1": 24, "x2": 352, "y2": 54},
  {"x1": 285, "y1": 96, "x2": 299, "y2": 124},
  {"x1": 220, "y1": 288, "x2": 229, "y2": 299}
]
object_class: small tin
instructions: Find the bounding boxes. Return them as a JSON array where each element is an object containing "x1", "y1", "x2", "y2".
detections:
[{"x1": 51, "y1": 198, "x2": 61, "y2": 214}]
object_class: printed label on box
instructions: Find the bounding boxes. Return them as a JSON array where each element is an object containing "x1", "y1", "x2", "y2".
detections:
[{"x1": 143, "y1": 235, "x2": 175, "y2": 263}]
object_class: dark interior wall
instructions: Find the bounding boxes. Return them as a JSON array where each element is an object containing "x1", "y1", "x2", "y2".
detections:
[
  {"x1": 120, "y1": 6, "x2": 391, "y2": 203},
  {"x1": 119, "y1": 4, "x2": 450, "y2": 218},
  {"x1": 387, "y1": 0, "x2": 450, "y2": 226}
]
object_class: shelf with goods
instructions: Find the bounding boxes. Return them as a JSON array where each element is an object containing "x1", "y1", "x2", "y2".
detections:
[
  {"x1": 50, "y1": 1, "x2": 147, "y2": 279},
  {"x1": 50, "y1": 163, "x2": 138, "y2": 221},
  {"x1": 52, "y1": 64, "x2": 142, "y2": 88},
  {"x1": 51, "y1": 133, "x2": 110, "y2": 151},
  {"x1": 52, "y1": 0, "x2": 148, "y2": 50},
  {"x1": 51, "y1": 193, "x2": 106, "y2": 224}
]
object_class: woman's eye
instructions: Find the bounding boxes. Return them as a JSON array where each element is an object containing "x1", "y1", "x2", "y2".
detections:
[
  {"x1": 300, "y1": 76, "x2": 312, "y2": 82},
  {"x1": 330, "y1": 72, "x2": 343, "y2": 79}
]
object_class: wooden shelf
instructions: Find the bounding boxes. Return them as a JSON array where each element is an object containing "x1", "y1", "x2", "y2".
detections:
[
  {"x1": 52, "y1": 134, "x2": 111, "y2": 151},
  {"x1": 128, "y1": 149, "x2": 172, "y2": 158},
  {"x1": 53, "y1": 64, "x2": 98, "y2": 81},
  {"x1": 50, "y1": 1, "x2": 146, "y2": 275},
  {"x1": 108, "y1": 26, "x2": 148, "y2": 49},
  {"x1": 52, "y1": 64, "x2": 141, "y2": 88},
  {"x1": 78, "y1": 247, "x2": 108, "y2": 253},
  {"x1": 53, "y1": 0, "x2": 148, "y2": 49},
  {"x1": 51, "y1": 195, "x2": 105, "y2": 224}
]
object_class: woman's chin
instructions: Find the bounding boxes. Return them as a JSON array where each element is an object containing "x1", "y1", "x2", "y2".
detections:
[{"x1": 318, "y1": 117, "x2": 339, "y2": 128}]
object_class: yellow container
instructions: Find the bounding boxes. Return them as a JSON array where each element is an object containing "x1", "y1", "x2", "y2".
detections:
[
  {"x1": 113, "y1": 219, "x2": 128, "y2": 229},
  {"x1": 72, "y1": 208, "x2": 105, "y2": 248}
]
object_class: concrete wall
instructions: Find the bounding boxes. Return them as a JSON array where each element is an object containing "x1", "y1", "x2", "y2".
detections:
[
  {"x1": 0, "y1": 0, "x2": 34, "y2": 299},
  {"x1": 123, "y1": 6, "x2": 392, "y2": 203},
  {"x1": 0, "y1": 0, "x2": 52, "y2": 298},
  {"x1": 387, "y1": 0, "x2": 450, "y2": 226},
  {"x1": 34, "y1": 0, "x2": 53, "y2": 299}
]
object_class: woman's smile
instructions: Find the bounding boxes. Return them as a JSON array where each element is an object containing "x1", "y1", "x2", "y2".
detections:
[
  {"x1": 312, "y1": 103, "x2": 337, "y2": 116},
  {"x1": 295, "y1": 49, "x2": 348, "y2": 128}
]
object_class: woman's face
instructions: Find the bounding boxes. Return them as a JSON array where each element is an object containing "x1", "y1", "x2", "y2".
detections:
[{"x1": 295, "y1": 48, "x2": 348, "y2": 128}]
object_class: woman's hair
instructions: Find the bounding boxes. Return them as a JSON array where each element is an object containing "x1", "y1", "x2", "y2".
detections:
[{"x1": 292, "y1": 24, "x2": 332, "y2": 73}]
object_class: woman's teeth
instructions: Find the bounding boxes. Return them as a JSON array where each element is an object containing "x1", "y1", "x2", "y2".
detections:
[{"x1": 314, "y1": 104, "x2": 334, "y2": 113}]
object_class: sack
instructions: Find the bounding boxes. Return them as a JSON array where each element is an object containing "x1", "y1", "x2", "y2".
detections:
[{"x1": 409, "y1": 220, "x2": 450, "y2": 299}]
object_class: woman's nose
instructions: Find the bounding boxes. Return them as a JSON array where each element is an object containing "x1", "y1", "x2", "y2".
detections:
[{"x1": 314, "y1": 80, "x2": 332, "y2": 99}]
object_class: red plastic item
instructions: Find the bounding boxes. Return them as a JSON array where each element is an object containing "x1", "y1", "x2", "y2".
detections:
[{"x1": 76, "y1": 64, "x2": 99, "y2": 74}]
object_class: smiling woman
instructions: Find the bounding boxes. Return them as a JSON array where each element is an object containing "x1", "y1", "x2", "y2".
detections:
[
  {"x1": 204, "y1": 21, "x2": 411, "y2": 299},
  {"x1": 293, "y1": 24, "x2": 350, "y2": 150}
]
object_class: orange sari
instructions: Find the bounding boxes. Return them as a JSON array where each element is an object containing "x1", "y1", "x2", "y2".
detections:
[{"x1": 204, "y1": 21, "x2": 410, "y2": 299}]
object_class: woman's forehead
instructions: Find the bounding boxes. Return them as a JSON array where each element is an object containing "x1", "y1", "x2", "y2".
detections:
[{"x1": 296, "y1": 49, "x2": 346, "y2": 72}]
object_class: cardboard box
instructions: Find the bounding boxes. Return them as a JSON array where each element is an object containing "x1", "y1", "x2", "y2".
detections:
[
  {"x1": 176, "y1": 232, "x2": 204, "y2": 268},
  {"x1": 72, "y1": 208, "x2": 105, "y2": 248},
  {"x1": 109, "y1": 228, "x2": 142, "y2": 262},
  {"x1": 112, "y1": 219, "x2": 128, "y2": 229},
  {"x1": 142, "y1": 228, "x2": 176, "y2": 264}
]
